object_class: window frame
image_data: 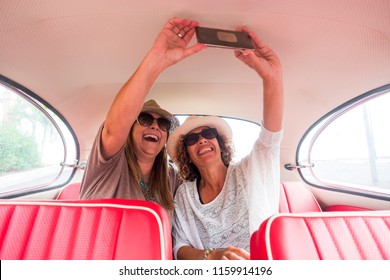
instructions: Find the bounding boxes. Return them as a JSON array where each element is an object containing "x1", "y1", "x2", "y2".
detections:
[
  {"x1": 0, "y1": 75, "x2": 80, "y2": 198},
  {"x1": 296, "y1": 83, "x2": 390, "y2": 201}
]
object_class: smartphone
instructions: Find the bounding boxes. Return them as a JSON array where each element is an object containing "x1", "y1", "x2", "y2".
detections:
[{"x1": 195, "y1": 26, "x2": 255, "y2": 50}]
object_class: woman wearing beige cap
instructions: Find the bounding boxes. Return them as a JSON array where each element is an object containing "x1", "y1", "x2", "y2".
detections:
[
  {"x1": 167, "y1": 26, "x2": 284, "y2": 259},
  {"x1": 79, "y1": 17, "x2": 206, "y2": 222}
]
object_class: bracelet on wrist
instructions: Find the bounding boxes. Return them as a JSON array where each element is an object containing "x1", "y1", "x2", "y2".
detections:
[{"x1": 203, "y1": 248, "x2": 213, "y2": 260}]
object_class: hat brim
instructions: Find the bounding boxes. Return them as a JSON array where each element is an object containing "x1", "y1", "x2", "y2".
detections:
[
  {"x1": 167, "y1": 116, "x2": 232, "y2": 160},
  {"x1": 141, "y1": 105, "x2": 179, "y2": 133}
]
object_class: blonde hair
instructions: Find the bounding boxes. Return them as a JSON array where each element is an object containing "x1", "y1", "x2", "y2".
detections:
[{"x1": 124, "y1": 125, "x2": 174, "y2": 210}]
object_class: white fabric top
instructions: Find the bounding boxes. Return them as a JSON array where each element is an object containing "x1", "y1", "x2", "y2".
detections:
[{"x1": 172, "y1": 127, "x2": 283, "y2": 259}]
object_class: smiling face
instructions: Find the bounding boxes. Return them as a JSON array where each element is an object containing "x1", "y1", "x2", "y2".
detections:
[
  {"x1": 185, "y1": 126, "x2": 223, "y2": 168},
  {"x1": 131, "y1": 112, "x2": 168, "y2": 160}
]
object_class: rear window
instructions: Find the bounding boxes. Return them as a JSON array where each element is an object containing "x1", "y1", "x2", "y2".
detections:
[{"x1": 297, "y1": 84, "x2": 390, "y2": 196}]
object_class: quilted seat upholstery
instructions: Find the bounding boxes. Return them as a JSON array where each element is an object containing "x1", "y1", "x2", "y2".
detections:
[
  {"x1": 251, "y1": 212, "x2": 390, "y2": 260},
  {"x1": 0, "y1": 199, "x2": 172, "y2": 260}
]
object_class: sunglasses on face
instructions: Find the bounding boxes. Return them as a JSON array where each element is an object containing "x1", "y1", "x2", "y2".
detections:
[
  {"x1": 184, "y1": 127, "x2": 218, "y2": 146},
  {"x1": 136, "y1": 112, "x2": 171, "y2": 132}
]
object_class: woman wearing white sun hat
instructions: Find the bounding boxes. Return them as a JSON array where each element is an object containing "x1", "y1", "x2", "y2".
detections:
[{"x1": 167, "y1": 25, "x2": 284, "y2": 260}]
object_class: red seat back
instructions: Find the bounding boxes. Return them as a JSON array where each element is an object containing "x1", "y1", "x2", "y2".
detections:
[
  {"x1": 279, "y1": 181, "x2": 321, "y2": 213},
  {"x1": 325, "y1": 205, "x2": 369, "y2": 211},
  {"x1": 57, "y1": 182, "x2": 81, "y2": 199},
  {"x1": 250, "y1": 212, "x2": 390, "y2": 260},
  {"x1": 0, "y1": 199, "x2": 172, "y2": 260}
]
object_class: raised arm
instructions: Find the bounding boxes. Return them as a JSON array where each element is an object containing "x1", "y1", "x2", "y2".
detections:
[
  {"x1": 102, "y1": 18, "x2": 206, "y2": 158},
  {"x1": 234, "y1": 27, "x2": 284, "y2": 132}
]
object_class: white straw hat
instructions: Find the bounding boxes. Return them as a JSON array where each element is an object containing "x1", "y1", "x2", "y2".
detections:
[{"x1": 167, "y1": 116, "x2": 232, "y2": 161}]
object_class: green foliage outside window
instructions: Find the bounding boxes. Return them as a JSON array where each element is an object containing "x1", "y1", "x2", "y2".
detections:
[{"x1": 0, "y1": 123, "x2": 41, "y2": 175}]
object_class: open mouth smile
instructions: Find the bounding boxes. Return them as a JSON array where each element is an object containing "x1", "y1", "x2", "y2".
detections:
[{"x1": 144, "y1": 134, "x2": 159, "y2": 142}]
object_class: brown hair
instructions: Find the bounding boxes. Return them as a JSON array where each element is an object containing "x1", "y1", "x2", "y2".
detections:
[
  {"x1": 124, "y1": 125, "x2": 174, "y2": 210},
  {"x1": 175, "y1": 132, "x2": 234, "y2": 181}
]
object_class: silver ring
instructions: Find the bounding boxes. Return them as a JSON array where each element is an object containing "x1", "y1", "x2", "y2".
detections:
[{"x1": 177, "y1": 33, "x2": 183, "y2": 38}]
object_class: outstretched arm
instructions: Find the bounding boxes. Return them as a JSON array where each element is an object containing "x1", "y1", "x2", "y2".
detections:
[
  {"x1": 102, "y1": 18, "x2": 207, "y2": 158},
  {"x1": 234, "y1": 27, "x2": 284, "y2": 132}
]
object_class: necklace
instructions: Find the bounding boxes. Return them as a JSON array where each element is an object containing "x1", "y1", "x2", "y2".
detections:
[{"x1": 138, "y1": 180, "x2": 157, "y2": 202}]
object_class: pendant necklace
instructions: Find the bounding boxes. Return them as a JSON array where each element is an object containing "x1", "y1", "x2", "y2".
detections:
[{"x1": 138, "y1": 178, "x2": 157, "y2": 202}]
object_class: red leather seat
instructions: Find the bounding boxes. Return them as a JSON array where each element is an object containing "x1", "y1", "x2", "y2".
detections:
[
  {"x1": 58, "y1": 181, "x2": 323, "y2": 213},
  {"x1": 0, "y1": 199, "x2": 172, "y2": 260},
  {"x1": 250, "y1": 212, "x2": 390, "y2": 260},
  {"x1": 56, "y1": 182, "x2": 81, "y2": 199},
  {"x1": 325, "y1": 205, "x2": 369, "y2": 211},
  {"x1": 279, "y1": 181, "x2": 322, "y2": 213}
]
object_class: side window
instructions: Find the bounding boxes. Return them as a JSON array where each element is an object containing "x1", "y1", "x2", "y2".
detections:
[
  {"x1": 0, "y1": 79, "x2": 78, "y2": 197},
  {"x1": 176, "y1": 115, "x2": 261, "y2": 162},
  {"x1": 297, "y1": 85, "x2": 390, "y2": 195}
]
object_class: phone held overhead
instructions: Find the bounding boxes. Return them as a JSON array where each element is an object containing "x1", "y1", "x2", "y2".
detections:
[{"x1": 195, "y1": 26, "x2": 255, "y2": 50}]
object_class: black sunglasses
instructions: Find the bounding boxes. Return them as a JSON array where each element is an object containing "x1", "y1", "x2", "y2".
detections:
[
  {"x1": 136, "y1": 112, "x2": 171, "y2": 132},
  {"x1": 184, "y1": 128, "x2": 218, "y2": 146}
]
